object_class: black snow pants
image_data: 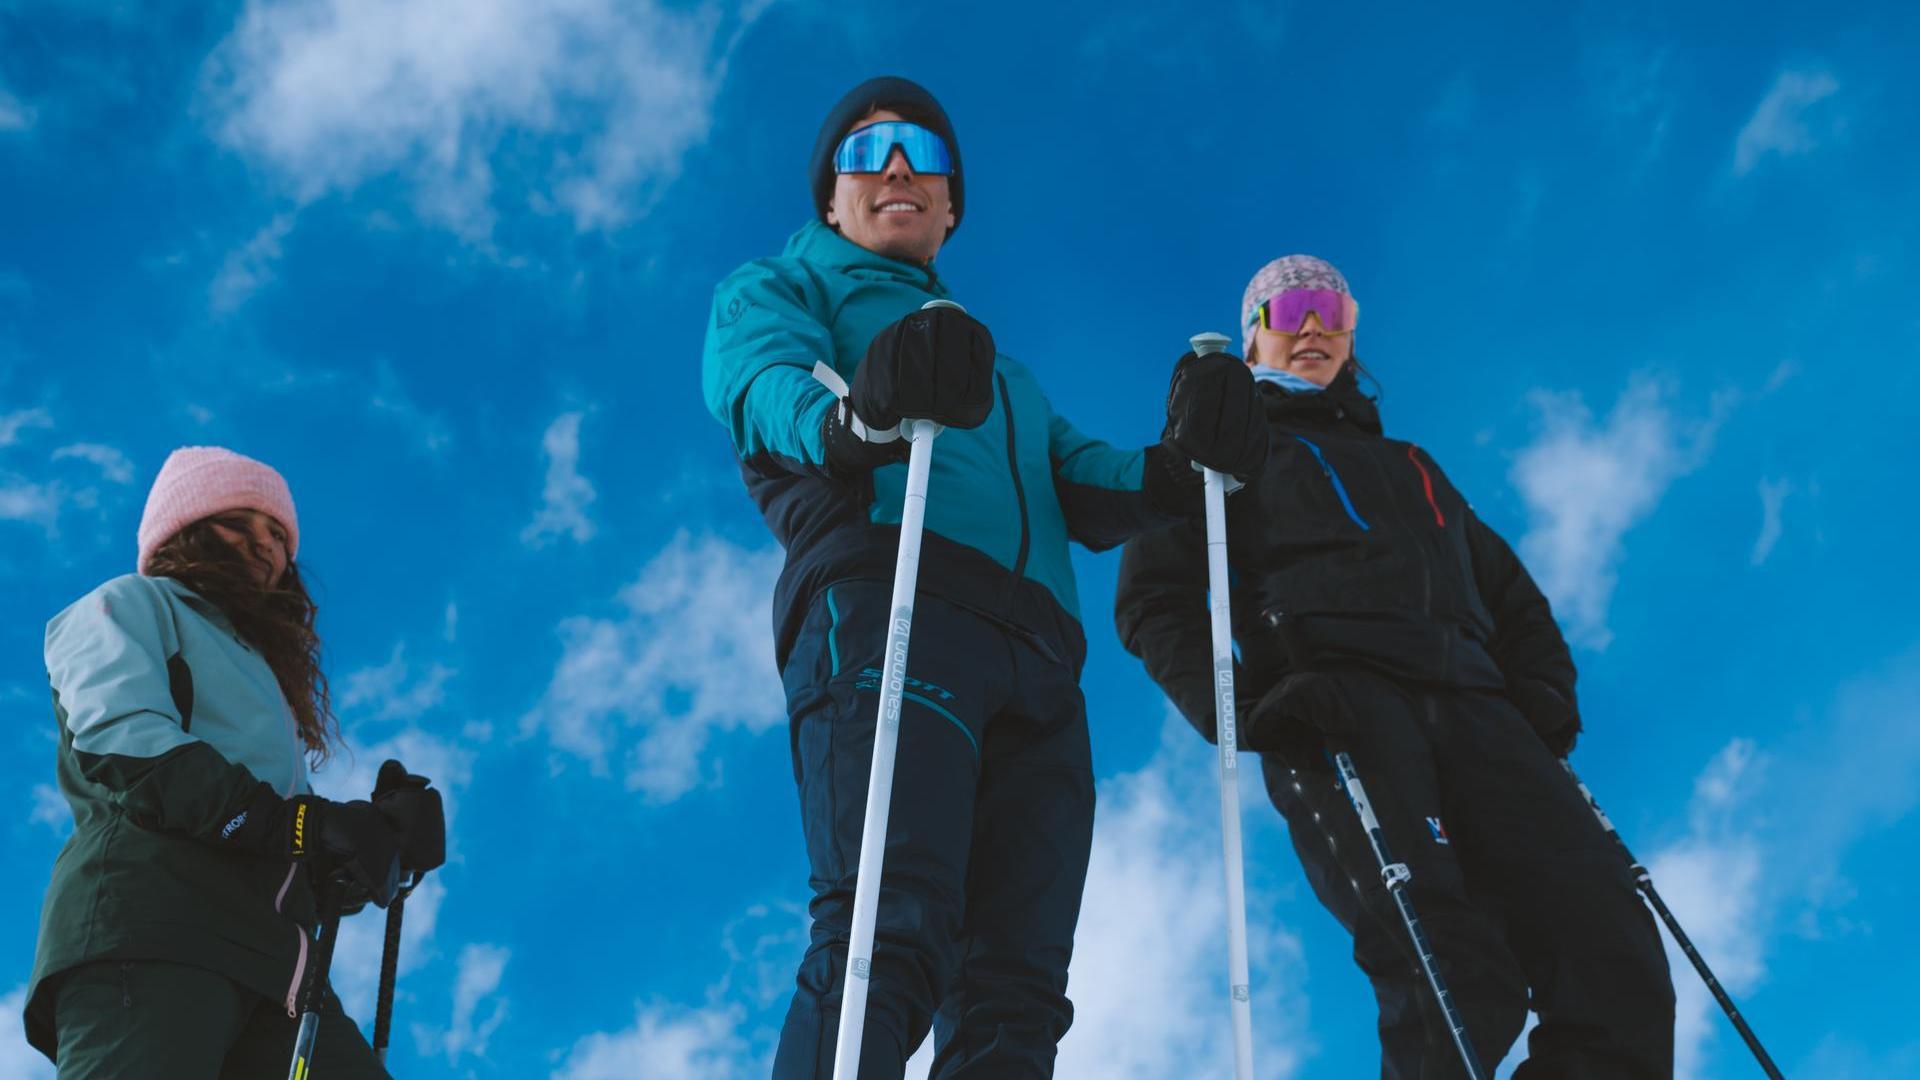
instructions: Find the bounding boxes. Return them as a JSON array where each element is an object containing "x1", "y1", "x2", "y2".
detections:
[
  {"x1": 1261, "y1": 676, "x2": 1675, "y2": 1079},
  {"x1": 772, "y1": 580, "x2": 1096, "y2": 1079}
]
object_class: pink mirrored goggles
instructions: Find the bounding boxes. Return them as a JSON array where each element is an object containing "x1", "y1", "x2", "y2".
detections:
[{"x1": 1248, "y1": 288, "x2": 1359, "y2": 335}]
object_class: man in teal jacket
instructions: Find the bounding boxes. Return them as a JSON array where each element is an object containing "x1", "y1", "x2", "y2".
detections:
[{"x1": 701, "y1": 77, "x2": 1266, "y2": 1077}]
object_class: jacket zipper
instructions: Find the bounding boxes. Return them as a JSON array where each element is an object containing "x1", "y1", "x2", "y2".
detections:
[
  {"x1": 999, "y1": 374, "x2": 1032, "y2": 588},
  {"x1": 1365, "y1": 445, "x2": 1432, "y2": 618},
  {"x1": 278, "y1": 862, "x2": 307, "y2": 1017},
  {"x1": 1291, "y1": 436, "x2": 1370, "y2": 530},
  {"x1": 1406, "y1": 446, "x2": 1447, "y2": 527}
]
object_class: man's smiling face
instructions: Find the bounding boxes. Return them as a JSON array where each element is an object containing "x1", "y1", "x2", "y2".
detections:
[{"x1": 826, "y1": 108, "x2": 955, "y2": 266}]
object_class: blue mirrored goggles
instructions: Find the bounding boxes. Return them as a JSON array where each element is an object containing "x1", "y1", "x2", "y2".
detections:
[{"x1": 833, "y1": 120, "x2": 954, "y2": 176}]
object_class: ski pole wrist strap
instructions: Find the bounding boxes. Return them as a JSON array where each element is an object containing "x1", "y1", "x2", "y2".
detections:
[{"x1": 813, "y1": 361, "x2": 901, "y2": 444}]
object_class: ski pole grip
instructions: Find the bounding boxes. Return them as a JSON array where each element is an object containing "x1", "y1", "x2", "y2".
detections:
[
  {"x1": 1190, "y1": 331, "x2": 1231, "y2": 356},
  {"x1": 1186, "y1": 332, "x2": 1240, "y2": 490}
]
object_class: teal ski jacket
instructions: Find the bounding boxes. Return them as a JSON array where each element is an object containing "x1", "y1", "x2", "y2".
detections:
[
  {"x1": 25, "y1": 574, "x2": 320, "y2": 1058},
  {"x1": 703, "y1": 220, "x2": 1170, "y2": 671}
]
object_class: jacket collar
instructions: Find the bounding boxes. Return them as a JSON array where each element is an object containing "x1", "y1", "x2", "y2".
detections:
[
  {"x1": 785, "y1": 219, "x2": 949, "y2": 295},
  {"x1": 1257, "y1": 363, "x2": 1383, "y2": 434}
]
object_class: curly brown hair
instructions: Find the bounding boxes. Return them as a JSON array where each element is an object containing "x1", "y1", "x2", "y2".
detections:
[{"x1": 143, "y1": 516, "x2": 339, "y2": 765}]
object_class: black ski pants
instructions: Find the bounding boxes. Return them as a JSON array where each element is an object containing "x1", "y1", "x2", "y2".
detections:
[
  {"x1": 772, "y1": 580, "x2": 1095, "y2": 1079},
  {"x1": 1261, "y1": 678, "x2": 1674, "y2": 1079}
]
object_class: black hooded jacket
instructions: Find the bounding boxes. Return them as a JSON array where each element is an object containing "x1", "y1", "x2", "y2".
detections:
[{"x1": 1114, "y1": 366, "x2": 1579, "y2": 746}]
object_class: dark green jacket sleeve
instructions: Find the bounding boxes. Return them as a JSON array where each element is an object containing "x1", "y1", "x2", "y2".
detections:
[{"x1": 45, "y1": 578, "x2": 266, "y2": 841}]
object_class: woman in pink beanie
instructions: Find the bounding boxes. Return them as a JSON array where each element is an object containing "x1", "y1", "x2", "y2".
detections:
[{"x1": 24, "y1": 446, "x2": 445, "y2": 1079}]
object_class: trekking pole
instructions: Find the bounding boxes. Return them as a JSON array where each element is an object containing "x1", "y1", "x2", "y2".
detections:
[
  {"x1": 1190, "y1": 331, "x2": 1256, "y2": 1080},
  {"x1": 1331, "y1": 751, "x2": 1488, "y2": 1080},
  {"x1": 371, "y1": 871, "x2": 421, "y2": 1064},
  {"x1": 1560, "y1": 760, "x2": 1786, "y2": 1080},
  {"x1": 828, "y1": 299, "x2": 963, "y2": 1080},
  {"x1": 286, "y1": 880, "x2": 346, "y2": 1080}
]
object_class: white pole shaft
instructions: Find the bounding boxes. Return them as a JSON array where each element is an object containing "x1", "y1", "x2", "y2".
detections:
[
  {"x1": 832, "y1": 300, "x2": 958, "y2": 1079},
  {"x1": 1192, "y1": 331, "x2": 1255, "y2": 1080}
]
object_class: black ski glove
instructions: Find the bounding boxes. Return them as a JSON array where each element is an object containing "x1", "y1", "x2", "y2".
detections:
[
  {"x1": 1241, "y1": 672, "x2": 1363, "y2": 758},
  {"x1": 853, "y1": 306, "x2": 997, "y2": 431},
  {"x1": 225, "y1": 785, "x2": 406, "y2": 908},
  {"x1": 1145, "y1": 351, "x2": 1268, "y2": 516},
  {"x1": 1509, "y1": 678, "x2": 1581, "y2": 757},
  {"x1": 1163, "y1": 350, "x2": 1268, "y2": 476},
  {"x1": 820, "y1": 399, "x2": 911, "y2": 478},
  {"x1": 373, "y1": 759, "x2": 446, "y2": 875}
]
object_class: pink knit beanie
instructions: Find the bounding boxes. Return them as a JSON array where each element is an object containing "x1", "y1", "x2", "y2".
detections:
[
  {"x1": 137, "y1": 447, "x2": 299, "y2": 573},
  {"x1": 1240, "y1": 254, "x2": 1356, "y2": 354}
]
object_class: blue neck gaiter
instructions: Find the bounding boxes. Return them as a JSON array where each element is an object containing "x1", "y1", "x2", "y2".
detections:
[{"x1": 1250, "y1": 365, "x2": 1326, "y2": 394}]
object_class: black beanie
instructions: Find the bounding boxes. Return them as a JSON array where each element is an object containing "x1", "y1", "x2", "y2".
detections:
[{"x1": 808, "y1": 75, "x2": 964, "y2": 233}]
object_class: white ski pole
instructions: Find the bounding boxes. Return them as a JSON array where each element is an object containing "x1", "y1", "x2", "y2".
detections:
[
  {"x1": 1190, "y1": 331, "x2": 1256, "y2": 1080},
  {"x1": 830, "y1": 299, "x2": 962, "y2": 1079}
]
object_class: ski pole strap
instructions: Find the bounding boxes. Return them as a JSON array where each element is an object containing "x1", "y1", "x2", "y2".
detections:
[{"x1": 811, "y1": 362, "x2": 902, "y2": 445}]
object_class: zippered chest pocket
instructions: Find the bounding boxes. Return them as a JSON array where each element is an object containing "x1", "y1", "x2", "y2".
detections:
[{"x1": 1287, "y1": 435, "x2": 1371, "y2": 531}]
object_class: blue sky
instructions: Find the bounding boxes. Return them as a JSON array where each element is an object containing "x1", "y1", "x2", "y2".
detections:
[{"x1": 3, "y1": 0, "x2": 1917, "y2": 1076}]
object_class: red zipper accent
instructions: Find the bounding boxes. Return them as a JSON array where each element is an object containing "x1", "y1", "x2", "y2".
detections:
[{"x1": 1407, "y1": 446, "x2": 1447, "y2": 527}]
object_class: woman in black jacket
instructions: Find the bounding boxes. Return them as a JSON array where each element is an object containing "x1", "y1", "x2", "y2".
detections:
[{"x1": 1115, "y1": 256, "x2": 1674, "y2": 1079}]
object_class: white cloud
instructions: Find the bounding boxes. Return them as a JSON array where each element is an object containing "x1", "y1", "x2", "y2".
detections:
[
  {"x1": 202, "y1": 0, "x2": 758, "y2": 239},
  {"x1": 552, "y1": 1001, "x2": 758, "y2": 1080},
  {"x1": 308, "y1": 720, "x2": 476, "y2": 1025},
  {"x1": 337, "y1": 643, "x2": 456, "y2": 721},
  {"x1": 209, "y1": 212, "x2": 296, "y2": 314},
  {"x1": 1057, "y1": 716, "x2": 1309, "y2": 1079},
  {"x1": 1796, "y1": 1035, "x2": 1920, "y2": 1078},
  {"x1": 0, "y1": 408, "x2": 53, "y2": 447},
  {"x1": 29, "y1": 784, "x2": 69, "y2": 835},
  {"x1": 1511, "y1": 375, "x2": 1724, "y2": 649},
  {"x1": 311, "y1": 723, "x2": 475, "y2": 838},
  {"x1": 1631, "y1": 642, "x2": 1920, "y2": 1077},
  {"x1": 433, "y1": 943, "x2": 510, "y2": 1062},
  {"x1": 1733, "y1": 69, "x2": 1841, "y2": 176},
  {"x1": 522, "y1": 411, "x2": 596, "y2": 547},
  {"x1": 367, "y1": 357, "x2": 454, "y2": 455},
  {"x1": 520, "y1": 531, "x2": 784, "y2": 801},
  {"x1": 52, "y1": 443, "x2": 135, "y2": 484},
  {"x1": 1749, "y1": 477, "x2": 1793, "y2": 566},
  {"x1": 1641, "y1": 741, "x2": 1769, "y2": 1080},
  {"x1": 0, "y1": 985, "x2": 56, "y2": 1080},
  {"x1": 0, "y1": 477, "x2": 65, "y2": 534},
  {"x1": 540, "y1": 713, "x2": 1313, "y2": 1078},
  {"x1": 0, "y1": 88, "x2": 33, "y2": 133},
  {"x1": 1580, "y1": 38, "x2": 1674, "y2": 174},
  {"x1": 327, "y1": 872, "x2": 447, "y2": 1029}
]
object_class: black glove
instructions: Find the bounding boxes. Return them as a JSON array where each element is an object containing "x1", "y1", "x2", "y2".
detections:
[
  {"x1": 852, "y1": 306, "x2": 996, "y2": 431},
  {"x1": 820, "y1": 398, "x2": 911, "y2": 478},
  {"x1": 1509, "y1": 678, "x2": 1581, "y2": 757},
  {"x1": 1241, "y1": 672, "x2": 1362, "y2": 757},
  {"x1": 1161, "y1": 350, "x2": 1268, "y2": 478},
  {"x1": 226, "y1": 786, "x2": 405, "y2": 908},
  {"x1": 373, "y1": 759, "x2": 446, "y2": 875}
]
